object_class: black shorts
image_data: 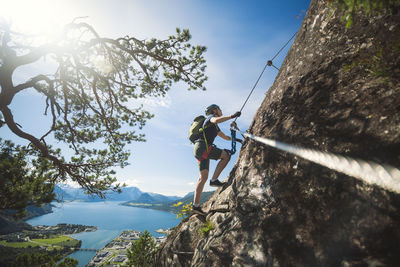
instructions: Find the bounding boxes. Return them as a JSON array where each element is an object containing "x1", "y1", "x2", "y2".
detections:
[{"x1": 193, "y1": 141, "x2": 222, "y2": 171}]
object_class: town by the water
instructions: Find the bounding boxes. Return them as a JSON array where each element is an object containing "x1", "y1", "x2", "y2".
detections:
[
  {"x1": 87, "y1": 229, "x2": 169, "y2": 266},
  {"x1": 0, "y1": 223, "x2": 170, "y2": 266}
]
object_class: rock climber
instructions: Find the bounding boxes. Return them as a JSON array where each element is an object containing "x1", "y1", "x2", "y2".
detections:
[{"x1": 192, "y1": 104, "x2": 241, "y2": 214}]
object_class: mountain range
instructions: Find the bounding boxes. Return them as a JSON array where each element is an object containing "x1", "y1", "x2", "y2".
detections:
[
  {"x1": 55, "y1": 184, "x2": 180, "y2": 203},
  {"x1": 1, "y1": 186, "x2": 213, "y2": 234},
  {"x1": 121, "y1": 190, "x2": 215, "y2": 214}
]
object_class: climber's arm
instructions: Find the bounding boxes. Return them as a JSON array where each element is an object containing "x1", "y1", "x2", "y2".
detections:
[{"x1": 217, "y1": 131, "x2": 231, "y2": 141}]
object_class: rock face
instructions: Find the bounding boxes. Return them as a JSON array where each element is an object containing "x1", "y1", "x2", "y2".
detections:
[{"x1": 155, "y1": 1, "x2": 400, "y2": 266}]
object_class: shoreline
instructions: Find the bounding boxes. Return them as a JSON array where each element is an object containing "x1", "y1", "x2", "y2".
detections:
[
  {"x1": 87, "y1": 229, "x2": 169, "y2": 266},
  {"x1": 0, "y1": 223, "x2": 97, "y2": 266},
  {"x1": 21, "y1": 201, "x2": 179, "y2": 266}
]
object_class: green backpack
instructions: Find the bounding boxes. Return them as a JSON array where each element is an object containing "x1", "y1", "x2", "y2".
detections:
[{"x1": 188, "y1": 115, "x2": 207, "y2": 143}]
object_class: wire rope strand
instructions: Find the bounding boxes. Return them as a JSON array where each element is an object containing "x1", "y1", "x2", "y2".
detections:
[
  {"x1": 234, "y1": 31, "x2": 297, "y2": 123},
  {"x1": 271, "y1": 31, "x2": 297, "y2": 61},
  {"x1": 234, "y1": 63, "x2": 268, "y2": 122},
  {"x1": 233, "y1": 129, "x2": 400, "y2": 194}
]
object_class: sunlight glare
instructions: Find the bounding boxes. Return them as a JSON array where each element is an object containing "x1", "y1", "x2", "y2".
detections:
[
  {"x1": 91, "y1": 55, "x2": 114, "y2": 74},
  {"x1": 0, "y1": 0, "x2": 73, "y2": 36}
]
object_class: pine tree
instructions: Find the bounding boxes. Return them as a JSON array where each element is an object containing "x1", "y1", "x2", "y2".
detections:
[
  {"x1": 127, "y1": 230, "x2": 157, "y2": 267},
  {"x1": 0, "y1": 138, "x2": 55, "y2": 218},
  {"x1": 0, "y1": 21, "x2": 207, "y2": 208},
  {"x1": 12, "y1": 253, "x2": 77, "y2": 267}
]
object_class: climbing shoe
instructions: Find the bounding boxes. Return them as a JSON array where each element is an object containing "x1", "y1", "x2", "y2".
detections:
[
  {"x1": 192, "y1": 205, "x2": 206, "y2": 215},
  {"x1": 209, "y1": 179, "x2": 226, "y2": 187}
]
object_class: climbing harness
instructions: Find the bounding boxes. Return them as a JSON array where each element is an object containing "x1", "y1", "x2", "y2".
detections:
[{"x1": 230, "y1": 127, "x2": 400, "y2": 194}]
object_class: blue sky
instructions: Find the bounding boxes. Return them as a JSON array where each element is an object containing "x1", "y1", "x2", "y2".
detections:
[{"x1": 0, "y1": 0, "x2": 311, "y2": 196}]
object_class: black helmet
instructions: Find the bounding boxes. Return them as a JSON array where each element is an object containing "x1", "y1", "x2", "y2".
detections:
[{"x1": 205, "y1": 104, "x2": 220, "y2": 115}]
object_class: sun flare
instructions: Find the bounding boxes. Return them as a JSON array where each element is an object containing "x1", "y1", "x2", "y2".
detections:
[{"x1": 0, "y1": 0, "x2": 74, "y2": 35}]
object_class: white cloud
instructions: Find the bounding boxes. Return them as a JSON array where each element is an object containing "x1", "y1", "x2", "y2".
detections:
[
  {"x1": 118, "y1": 178, "x2": 141, "y2": 187},
  {"x1": 136, "y1": 94, "x2": 172, "y2": 109},
  {"x1": 126, "y1": 94, "x2": 172, "y2": 114},
  {"x1": 62, "y1": 180, "x2": 80, "y2": 188}
]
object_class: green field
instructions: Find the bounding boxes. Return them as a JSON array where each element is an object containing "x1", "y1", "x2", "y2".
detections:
[
  {"x1": 0, "y1": 240, "x2": 38, "y2": 248},
  {"x1": 0, "y1": 235, "x2": 79, "y2": 249},
  {"x1": 33, "y1": 235, "x2": 79, "y2": 246}
]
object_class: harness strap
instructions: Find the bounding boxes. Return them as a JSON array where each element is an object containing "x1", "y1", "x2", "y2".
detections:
[
  {"x1": 197, "y1": 145, "x2": 212, "y2": 162},
  {"x1": 202, "y1": 128, "x2": 209, "y2": 152}
]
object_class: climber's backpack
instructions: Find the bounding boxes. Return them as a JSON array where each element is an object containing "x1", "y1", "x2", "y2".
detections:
[
  {"x1": 188, "y1": 115, "x2": 206, "y2": 143},
  {"x1": 188, "y1": 115, "x2": 216, "y2": 144}
]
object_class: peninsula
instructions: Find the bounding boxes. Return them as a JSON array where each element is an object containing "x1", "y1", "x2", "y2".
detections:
[
  {"x1": 88, "y1": 230, "x2": 168, "y2": 266},
  {"x1": 0, "y1": 223, "x2": 97, "y2": 266}
]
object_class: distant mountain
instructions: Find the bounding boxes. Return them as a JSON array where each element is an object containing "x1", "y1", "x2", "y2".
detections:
[
  {"x1": 54, "y1": 184, "x2": 179, "y2": 203},
  {"x1": 1, "y1": 203, "x2": 54, "y2": 222},
  {"x1": 0, "y1": 215, "x2": 33, "y2": 235},
  {"x1": 134, "y1": 193, "x2": 160, "y2": 204},
  {"x1": 24, "y1": 204, "x2": 54, "y2": 220},
  {"x1": 54, "y1": 184, "x2": 143, "y2": 202},
  {"x1": 0, "y1": 186, "x2": 181, "y2": 234},
  {"x1": 122, "y1": 191, "x2": 215, "y2": 214},
  {"x1": 55, "y1": 184, "x2": 86, "y2": 201},
  {"x1": 171, "y1": 191, "x2": 214, "y2": 208},
  {"x1": 106, "y1": 187, "x2": 143, "y2": 201},
  {"x1": 54, "y1": 184, "x2": 74, "y2": 201},
  {"x1": 134, "y1": 193, "x2": 180, "y2": 204},
  {"x1": 182, "y1": 191, "x2": 194, "y2": 199},
  {"x1": 147, "y1": 192, "x2": 180, "y2": 202},
  {"x1": 0, "y1": 203, "x2": 53, "y2": 234}
]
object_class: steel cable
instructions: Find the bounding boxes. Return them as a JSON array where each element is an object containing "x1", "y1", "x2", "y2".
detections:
[
  {"x1": 233, "y1": 129, "x2": 400, "y2": 194},
  {"x1": 234, "y1": 31, "x2": 297, "y2": 122},
  {"x1": 230, "y1": 31, "x2": 400, "y2": 193}
]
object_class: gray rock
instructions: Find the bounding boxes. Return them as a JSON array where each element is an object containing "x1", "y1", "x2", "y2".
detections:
[{"x1": 154, "y1": 0, "x2": 400, "y2": 266}]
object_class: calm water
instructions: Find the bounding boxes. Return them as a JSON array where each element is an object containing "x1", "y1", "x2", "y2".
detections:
[{"x1": 27, "y1": 201, "x2": 178, "y2": 267}]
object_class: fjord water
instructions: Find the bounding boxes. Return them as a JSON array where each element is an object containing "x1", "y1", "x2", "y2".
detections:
[{"x1": 27, "y1": 201, "x2": 178, "y2": 267}]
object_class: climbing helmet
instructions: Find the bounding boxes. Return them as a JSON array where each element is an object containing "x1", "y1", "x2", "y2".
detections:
[{"x1": 205, "y1": 104, "x2": 220, "y2": 115}]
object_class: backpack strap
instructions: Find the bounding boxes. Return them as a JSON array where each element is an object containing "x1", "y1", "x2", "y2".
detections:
[
  {"x1": 201, "y1": 128, "x2": 209, "y2": 152},
  {"x1": 199, "y1": 120, "x2": 215, "y2": 149}
]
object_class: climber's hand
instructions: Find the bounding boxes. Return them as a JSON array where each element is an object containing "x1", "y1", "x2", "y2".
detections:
[
  {"x1": 231, "y1": 111, "x2": 241, "y2": 118},
  {"x1": 230, "y1": 121, "x2": 238, "y2": 129}
]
